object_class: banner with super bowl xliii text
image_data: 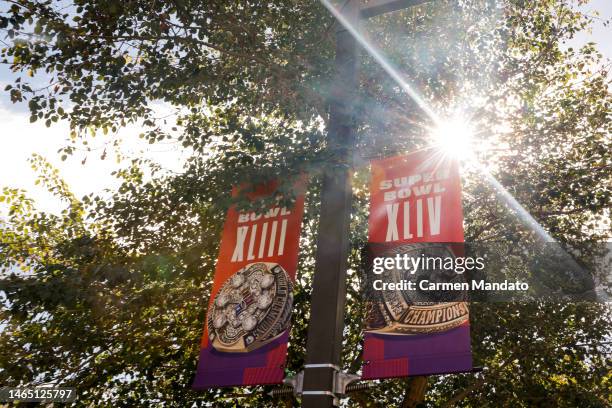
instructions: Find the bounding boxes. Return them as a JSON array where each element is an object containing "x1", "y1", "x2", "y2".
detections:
[
  {"x1": 193, "y1": 181, "x2": 304, "y2": 389},
  {"x1": 362, "y1": 148, "x2": 472, "y2": 380}
]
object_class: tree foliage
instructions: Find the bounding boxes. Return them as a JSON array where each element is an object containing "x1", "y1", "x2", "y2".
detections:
[{"x1": 0, "y1": 0, "x2": 611, "y2": 406}]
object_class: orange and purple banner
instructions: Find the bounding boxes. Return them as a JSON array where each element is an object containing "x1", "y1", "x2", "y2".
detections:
[
  {"x1": 193, "y1": 182, "x2": 304, "y2": 389},
  {"x1": 362, "y1": 148, "x2": 472, "y2": 380}
]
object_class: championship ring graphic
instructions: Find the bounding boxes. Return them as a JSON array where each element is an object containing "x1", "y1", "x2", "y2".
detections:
[
  {"x1": 208, "y1": 262, "x2": 293, "y2": 353},
  {"x1": 365, "y1": 243, "x2": 469, "y2": 335}
]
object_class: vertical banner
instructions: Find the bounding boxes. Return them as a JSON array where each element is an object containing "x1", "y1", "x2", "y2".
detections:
[
  {"x1": 362, "y1": 148, "x2": 472, "y2": 380},
  {"x1": 193, "y1": 182, "x2": 305, "y2": 389}
]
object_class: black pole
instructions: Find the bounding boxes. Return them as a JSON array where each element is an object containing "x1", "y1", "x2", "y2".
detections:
[{"x1": 300, "y1": 2, "x2": 358, "y2": 408}]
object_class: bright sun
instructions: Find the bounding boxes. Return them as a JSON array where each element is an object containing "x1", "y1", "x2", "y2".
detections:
[{"x1": 431, "y1": 116, "x2": 475, "y2": 160}]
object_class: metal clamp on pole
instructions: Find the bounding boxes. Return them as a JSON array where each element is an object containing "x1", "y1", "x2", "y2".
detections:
[
  {"x1": 302, "y1": 391, "x2": 337, "y2": 397},
  {"x1": 284, "y1": 368, "x2": 341, "y2": 405},
  {"x1": 283, "y1": 371, "x2": 304, "y2": 396},
  {"x1": 275, "y1": 368, "x2": 361, "y2": 406},
  {"x1": 333, "y1": 372, "x2": 361, "y2": 396},
  {"x1": 304, "y1": 363, "x2": 341, "y2": 370}
]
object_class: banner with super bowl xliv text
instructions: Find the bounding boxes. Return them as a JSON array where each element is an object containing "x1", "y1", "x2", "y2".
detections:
[
  {"x1": 362, "y1": 148, "x2": 473, "y2": 380},
  {"x1": 193, "y1": 181, "x2": 304, "y2": 389}
]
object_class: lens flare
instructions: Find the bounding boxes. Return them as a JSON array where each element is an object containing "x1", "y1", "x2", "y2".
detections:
[{"x1": 431, "y1": 116, "x2": 476, "y2": 160}]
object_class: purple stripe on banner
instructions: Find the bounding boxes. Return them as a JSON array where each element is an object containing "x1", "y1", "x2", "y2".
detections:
[
  {"x1": 362, "y1": 325, "x2": 472, "y2": 379},
  {"x1": 408, "y1": 352, "x2": 472, "y2": 376},
  {"x1": 363, "y1": 358, "x2": 408, "y2": 379},
  {"x1": 192, "y1": 332, "x2": 288, "y2": 389},
  {"x1": 382, "y1": 325, "x2": 471, "y2": 360}
]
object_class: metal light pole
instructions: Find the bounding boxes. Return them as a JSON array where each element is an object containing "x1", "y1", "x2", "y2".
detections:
[
  {"x1": 301, "y1": 1, "x2": 431, "y2": 407},
  {"x1": 300, "y1": 2, "x2": 358, "y2": 407}
]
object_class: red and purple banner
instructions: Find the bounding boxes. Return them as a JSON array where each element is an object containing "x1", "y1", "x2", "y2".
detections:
[
  {"x1": 193, "y1": 182, "x2": 305, "y2": 389},
  {"x1": 362, "y1": 148, "x2": 472, "y2": 380}
]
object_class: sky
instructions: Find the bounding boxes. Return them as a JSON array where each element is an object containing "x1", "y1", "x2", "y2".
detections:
[{"x1": 0, "y1": 0, "x2": 610, "y2": 215}]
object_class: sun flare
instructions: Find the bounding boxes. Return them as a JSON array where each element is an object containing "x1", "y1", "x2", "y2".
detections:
[{"x1": 431, "y1": 116, "x2": 476, "y2": 160}]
